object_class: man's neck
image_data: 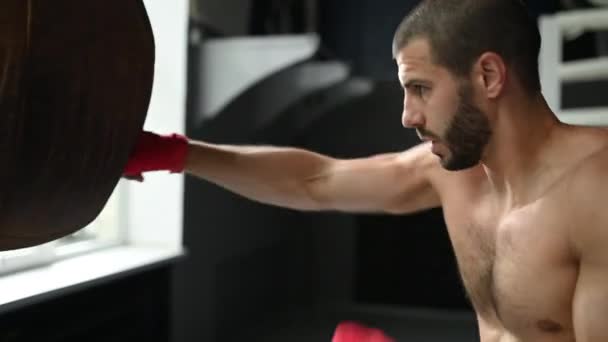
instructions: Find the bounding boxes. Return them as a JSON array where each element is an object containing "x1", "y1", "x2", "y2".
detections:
[{"x1": 481, "y1": 95, "x2": 565, "y2": 208}]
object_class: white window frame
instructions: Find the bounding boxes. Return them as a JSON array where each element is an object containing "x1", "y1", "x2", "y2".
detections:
[
  {"x1": 0, "y1": 180, "x2": 129, "y2": 275},
  {"x1": 539, "y1": 8, "x2": 608, "y2": 126}
]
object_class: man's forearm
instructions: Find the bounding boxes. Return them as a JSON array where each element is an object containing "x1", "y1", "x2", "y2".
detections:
[{"x1": 183, "y1": 140, "x2": 331, "y2": 211}]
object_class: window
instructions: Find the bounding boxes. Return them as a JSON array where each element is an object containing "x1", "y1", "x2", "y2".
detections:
[{"x1": 0, "y1": 180, "x2": 128, "y2": 275}]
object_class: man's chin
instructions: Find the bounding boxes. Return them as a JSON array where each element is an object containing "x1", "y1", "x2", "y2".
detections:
[
  {"x1": 440, "y1": 154, "x2": 481, "y2": 171},
  {"x1": 430, "y1": 144, "x2": 479, "y2": 171}
]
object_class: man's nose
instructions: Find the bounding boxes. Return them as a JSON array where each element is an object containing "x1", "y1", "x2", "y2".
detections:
[
  {"x1": 401, "y1": 94, "x2": 425, "y2": 128},
  {"x1": 401, "y1": 107, "x2": 425, "y2": 128}
]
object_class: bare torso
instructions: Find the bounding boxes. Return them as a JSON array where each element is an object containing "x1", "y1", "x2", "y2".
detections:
[
  {"x1": 434, "y1": 126, "x2": 608, "y2": 342},
  {"x1": 443, "y1": 182, "x2": 578, "y2": 341}
]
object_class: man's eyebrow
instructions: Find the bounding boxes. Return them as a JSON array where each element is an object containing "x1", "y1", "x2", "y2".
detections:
[{"x1": 402, "y1": 78, "x2": 431, "y2": 88}]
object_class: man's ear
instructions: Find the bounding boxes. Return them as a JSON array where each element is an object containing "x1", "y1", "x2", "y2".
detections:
[{"x1": 474, "y1": 52, "x2": 506, "y2": 99}]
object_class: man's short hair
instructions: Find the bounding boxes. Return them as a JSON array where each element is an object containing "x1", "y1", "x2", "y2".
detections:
[{"x1": 393, "y1": 0, "x2": 541, "y2": 93}]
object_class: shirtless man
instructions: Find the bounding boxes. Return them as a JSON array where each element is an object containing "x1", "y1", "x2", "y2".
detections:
[{"x1": 124, "y1": 0, "x2": 608, "y2": 341}]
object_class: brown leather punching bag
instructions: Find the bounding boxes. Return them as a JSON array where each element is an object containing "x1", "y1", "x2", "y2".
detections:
[{"x1": 0, "y1": 0, "x2": 155, "y2": 250}]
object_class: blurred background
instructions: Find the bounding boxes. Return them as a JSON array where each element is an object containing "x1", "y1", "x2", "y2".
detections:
[
  {"x1": 0, "y1": 1, "x2": 607, "y2": 342},
  {"x1": 179, "y1": 0, "x2": 608, "y2": 341}
]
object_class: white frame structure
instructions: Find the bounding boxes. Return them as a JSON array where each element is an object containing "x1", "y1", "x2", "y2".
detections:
[{"x1": 539, "y1": 8, "x2": 608, "y2": 126}]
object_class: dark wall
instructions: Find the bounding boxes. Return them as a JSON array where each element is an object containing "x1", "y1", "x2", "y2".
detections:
[
  {"x1": 316, "y1": 0, "x2": 566, "y2": 81},
  {"x1": 295, "y1": 81, "x2": 469, "y2": 310},
  {"x1": 0, "y1": 267, "x2": 172, "y2": 342},
  {"x1": 318, "y1": 0, "x2": 417, "y2": 81}
]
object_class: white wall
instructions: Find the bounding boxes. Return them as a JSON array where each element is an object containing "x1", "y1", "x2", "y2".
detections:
[{"x1": 126, "y1": 0, "x2": 189, "y2": 248}]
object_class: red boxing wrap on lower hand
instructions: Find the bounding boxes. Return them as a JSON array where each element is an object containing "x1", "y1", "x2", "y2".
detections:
[
  {"x1": 332, "y1": 321, "x2": 396, "y2": 342},
  {"x1": 123, "y1": 131, "x2": 189, "y2": 179}
]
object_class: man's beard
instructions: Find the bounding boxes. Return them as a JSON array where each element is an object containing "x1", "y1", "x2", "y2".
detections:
[{"x1": 441, "y1": 83, "x2": 492, "y2": 171}]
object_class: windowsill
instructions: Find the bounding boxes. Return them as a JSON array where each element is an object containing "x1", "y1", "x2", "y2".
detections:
[{"x1": 0, "y1": 244, "x2": 185, "y2": 314}]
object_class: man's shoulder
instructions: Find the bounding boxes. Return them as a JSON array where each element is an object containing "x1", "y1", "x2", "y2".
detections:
[
  {"x1": 556, "y1": 129, "x2": 608, "y2": 217},
  {"x1": 568, "y1": 131, "x2": 608, "y2": 185},
  {"x1": 556, "y1": 131, "x2": 608, "y2": 258},
  {"x1": 538, "y1": 128, "x2": 608, "y2": 211}
]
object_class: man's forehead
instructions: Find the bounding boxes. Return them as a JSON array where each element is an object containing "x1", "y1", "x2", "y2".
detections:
[
  {"x1": 396, "y1": 39, "x2": 435, "y2": 74},
  {"x1": 396, "y1": 38, "x2": 448, "y2": 82}
]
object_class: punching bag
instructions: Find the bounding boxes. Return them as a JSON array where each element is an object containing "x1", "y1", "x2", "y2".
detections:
[{"x1": 0, "y1": 0, "x2": 155, "y2": 250}]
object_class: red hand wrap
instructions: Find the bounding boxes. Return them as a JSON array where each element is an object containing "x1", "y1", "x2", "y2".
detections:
[
  {"x1": 123, "y1": 131, "x2": 189, "y2": 177},
  {"x1": 332, "y1": 321, "x2": 396, "y2": 342}
]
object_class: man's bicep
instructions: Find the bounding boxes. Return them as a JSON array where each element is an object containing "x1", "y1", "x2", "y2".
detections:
[
  {"x1": 573, "y1": 262, "x2": 608, "y2": 341},
  {"x1": 306, "y1": 143, "x2": 442, "y2": 214},
  {"x1": 572, "y1": 189, "x2": 608, "y2": 341}
]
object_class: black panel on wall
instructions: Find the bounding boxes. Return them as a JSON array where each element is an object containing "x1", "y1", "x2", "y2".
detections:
[{"x1": 563, "y1": 80, "x2": 608, "y2": 109}]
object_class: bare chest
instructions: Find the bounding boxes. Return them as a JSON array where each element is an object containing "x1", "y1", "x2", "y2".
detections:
[{"x1": 443, "y1": 201, "x2": 578, "y2": 338}]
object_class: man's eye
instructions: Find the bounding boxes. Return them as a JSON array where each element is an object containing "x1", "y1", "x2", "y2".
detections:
[
  {"x1": 402, "y1": 83, "x2": 430, "y2": 98},
  {"x1": 413, "y1": 85, "x2": 428, "y2": 97}
]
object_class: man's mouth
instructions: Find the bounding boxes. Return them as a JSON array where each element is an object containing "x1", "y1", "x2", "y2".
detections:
[
  {"x1": 417, "y1": 134, "x2": 435, "y2": 143},
  {"x1": 416, "y1": 129, "x2": 437, "y2": 143}
]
